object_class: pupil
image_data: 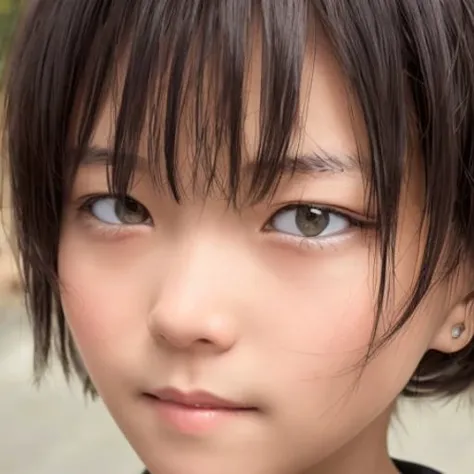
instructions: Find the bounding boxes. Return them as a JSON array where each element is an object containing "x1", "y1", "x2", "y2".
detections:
[
  {"x1": 125, "y1": 198, "x2": 139, "y2": 213},
  {"x1": 295, "y1": 206, "x2": 328, "y2": 237}
]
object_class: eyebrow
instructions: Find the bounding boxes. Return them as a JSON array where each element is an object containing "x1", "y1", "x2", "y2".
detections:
[
  {"x1": 78, "y1": 146, "x2": 361, "y2": 177},
  {"x1": 246, "y1": 150, "x2": 361, "y2": 176}
]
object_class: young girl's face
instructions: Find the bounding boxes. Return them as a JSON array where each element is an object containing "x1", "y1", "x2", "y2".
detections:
[{"x1": 58, "y1": 39, "x2": 465, "y2": 474}]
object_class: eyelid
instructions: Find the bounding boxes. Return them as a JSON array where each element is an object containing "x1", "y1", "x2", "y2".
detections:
[
  {"x1": 76, "y1": 192, "x2": 117, "y2": 208},
  {"x1": 78, "y1": 193, "x2": 135, "y2": 209},
  {"x1": 262, "y1": 203, "x2": 378, "y2": 252},
  {"x1": 265, "y1": 201, "x2": 378, "y2": 230},
  {"x1": 77, "y1": 193, "x2": 153, "y2": 225}
]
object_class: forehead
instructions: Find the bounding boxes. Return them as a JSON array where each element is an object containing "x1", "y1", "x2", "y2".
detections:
[
  {"x1": 88, "y1": 35, "x2": 366, "y2": 184},
  {"x1": 62, "y1": 11, "x2": 376, "y2": 207}
]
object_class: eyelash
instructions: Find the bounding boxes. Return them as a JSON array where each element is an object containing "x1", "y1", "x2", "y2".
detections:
[
  {"x1": 77, "y1": 194, "x2": 153, "y2": 238},
  {"x1": 263, "y1": 202, "x2": 375, "y2": 249},
  {"x1": 77, "y1": 194, "x2": 376, "y2": 246}
]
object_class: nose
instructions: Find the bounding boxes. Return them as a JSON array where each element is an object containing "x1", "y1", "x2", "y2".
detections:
[{"x1": 147, "y1": 242, "x2": 239, "y2": 354}]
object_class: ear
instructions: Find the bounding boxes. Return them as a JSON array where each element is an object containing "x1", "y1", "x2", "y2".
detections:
[{"x1": 429, "y1": 293, "x2": 474, "y2": 353}]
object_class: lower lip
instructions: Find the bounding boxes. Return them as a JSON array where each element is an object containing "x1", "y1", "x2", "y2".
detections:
[{"x1": 145, "y1": 396, "x2": 255, "y2": 434}]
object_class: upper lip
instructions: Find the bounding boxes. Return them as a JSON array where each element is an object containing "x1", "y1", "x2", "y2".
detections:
[{"x1": 148, "y1": 387, "x2": 252, "y2": 409}]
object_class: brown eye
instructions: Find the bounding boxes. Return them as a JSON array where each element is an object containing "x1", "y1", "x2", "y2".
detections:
[
  {"x1": 294, "y1": 206, "x2": 329, "y2": 237},
  {"x1": 269, "y1": 205, "x2": 349, "y2": 238},
  {"x1": 115, "y1": 197, "x2": 151, "y2": 224},
  {"x1": 89, "y1": 196, "x2": 151, "y2": 225}
]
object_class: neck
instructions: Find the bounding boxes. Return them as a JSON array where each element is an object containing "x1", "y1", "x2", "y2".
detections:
[{"x1": 303, "y1": 407, "x2": 400, "y2": 474}]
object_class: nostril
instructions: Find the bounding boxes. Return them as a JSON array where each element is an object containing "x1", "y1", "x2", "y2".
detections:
[
  {"x1": 148, "y1": 309, "x2": 237, "y2": 351},
  {"x1": 197, "y1": 338, "x2": 213, "y2": 345}
]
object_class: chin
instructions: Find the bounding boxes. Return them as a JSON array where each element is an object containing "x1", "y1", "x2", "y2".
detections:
[{"x1": 142, "y1": 456, "x2": 263, "y2": 474}]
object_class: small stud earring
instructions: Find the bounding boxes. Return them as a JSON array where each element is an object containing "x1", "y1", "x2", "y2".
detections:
[{"x1": 451, "y1": 323, "x2": 466, "y2": 339}]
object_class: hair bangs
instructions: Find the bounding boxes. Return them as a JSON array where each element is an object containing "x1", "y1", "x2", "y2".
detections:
[
  {"x1": 68, "y1": 0, "x2": 310, "y2": 206},
  {"x1": 6, "y1": 0, "x2": 474, "y2": 396}
]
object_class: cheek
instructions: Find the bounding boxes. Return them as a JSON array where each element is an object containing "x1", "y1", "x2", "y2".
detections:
[
  {"x1": 57, "y1": 231, "x2": 151, "y2": 370},
  {"x1": 256, "y1": 240, "x2": 431, "y2": 415},
  {"x1": 259, "y1": 247, "x2": 376, "y2": 362}
]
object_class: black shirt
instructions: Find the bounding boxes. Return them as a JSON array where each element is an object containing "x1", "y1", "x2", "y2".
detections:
[
  {"x1": 393, "y1": 459, "x2": 442, "y2": 474},
  {"x1": 142, "y1": 459, "x2": 441, "y2": 474}
]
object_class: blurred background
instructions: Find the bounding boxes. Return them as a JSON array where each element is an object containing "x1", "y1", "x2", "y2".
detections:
[
  {"x1": 0, "y1": 1, "x2": 473, "y2": 473},
  {"x1": 0, "y1": 0, "x2": 20, "y2": 74}
]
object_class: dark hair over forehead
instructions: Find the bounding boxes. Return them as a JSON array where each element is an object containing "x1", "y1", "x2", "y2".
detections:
[{"x1": 4, "y1": 0, "x2": 474, "y2": 396}]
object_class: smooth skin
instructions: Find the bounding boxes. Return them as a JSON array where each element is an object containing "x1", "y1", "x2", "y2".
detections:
[{"x1": 58, "y1": 36, "x2": 473, "y2": 474}]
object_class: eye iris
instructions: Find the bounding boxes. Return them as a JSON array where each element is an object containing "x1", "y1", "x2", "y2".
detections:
[
  {"x1": 115, "y1": 197, "x2": 148, "y2": 224},
  {"x1": 295, "y1": 206, "x2": 329, "y2": 237}
]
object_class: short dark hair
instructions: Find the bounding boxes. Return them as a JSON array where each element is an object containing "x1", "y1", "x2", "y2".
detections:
[{"x1": 4, "y1": 0, "x2": 474, "y2": 397}]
